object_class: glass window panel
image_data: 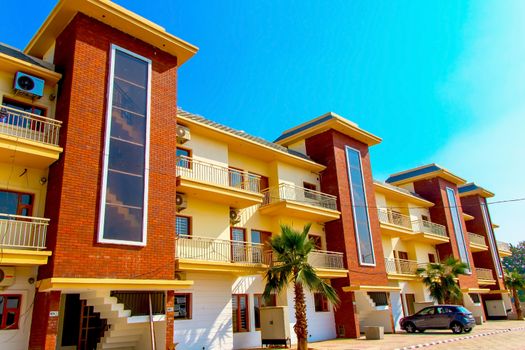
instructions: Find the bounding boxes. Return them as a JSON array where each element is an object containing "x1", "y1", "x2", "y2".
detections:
[
  {"x1": 6, "y1": 297, "x2": 19, "y2": 309},
  {"x1": 103, "y1": 204, "x2": 143, "y2": 242},
  {"x1": 111, "y1": 109, "x2": 145, "y2": 145},
  {"x1": 106, "y1": 171, "x2": 144, "y2": 208},
  {"x1": 108, "y1": 138, "x2": 145, "y2": 175},
  {"x1": 114, "y1": 50, "x2": 148, "y2": 86},
  {"x1": 251, "y1": 230, "x2": 261, "y2": 244},
  {"x1": 112, "y1": 80, "x2": 147, "y2": 116},
  {"x1": 176, "y1": 216, "x2": 190, "y2": 236},
  {"x1": 229, "y1": 170, "x2": 244, "y2": 188},
  {"x1": 6, "y1": 312, "x2": 16, "y2": 326},
  {"x1": 232, "y1": 228, "x2": 245, "y2": 242},
  {"x1": 446, "y1": 188, "x2": 470, "y2": 269},
  {"x1": 0, "y1": 297, "x2": 4, "y2": 317},
  {"x1": 0, "y1": 191, "x2": 19, "y2": 215},
  {"x1": 20, "y1": 195, "x2": 32, "y2": 205},
  {"x1": 481, "y1": 202, "x2": 504, "y2": 277},
  {"x1": 232, "y1": 296, "x2": 238, "y2": 333}
]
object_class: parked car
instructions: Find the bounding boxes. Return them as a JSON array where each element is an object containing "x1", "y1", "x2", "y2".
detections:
[{"x1": 400, "y1": 305, "x2": 475, "y2": 334}]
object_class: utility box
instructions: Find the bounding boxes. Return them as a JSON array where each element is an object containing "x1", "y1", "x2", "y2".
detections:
[
  {"x1": 485, "y1": 300, "x2": 507, "y2": 318},
  {"x1": 260, "y1": 306, "x2": 291, "y2": 347}
]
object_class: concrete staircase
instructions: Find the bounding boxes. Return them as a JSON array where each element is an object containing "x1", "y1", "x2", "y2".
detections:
[{"x1": 79, "y1": 290, "x2": 147, "y2": 350}]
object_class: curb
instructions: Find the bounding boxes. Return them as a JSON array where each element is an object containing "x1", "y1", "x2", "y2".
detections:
[{"x1": 394, "y1": 326, "x2": 525, "y2": 350}]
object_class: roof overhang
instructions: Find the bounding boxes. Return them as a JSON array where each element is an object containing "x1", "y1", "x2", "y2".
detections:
[
  {"x1": 386, "y1": 164, "x2": 467, "y2": 186},
  {"x1": 274, "y1": 112, "x2": 382, "y2": 147},
  {"x1": 458, "y1": 182, "x2": 495, "y2": 198},
  {"x1": 25, "y1": 0, "x2": 198, "y2": 66},
  {"x1": 0, "y1": 52, "x2": 61, "y2": 84},
  {"x1": 374, "y1": 181, "x2": 434, "y2": 207},
  {"x1": 461, "y1": 288, "x2": 491, "y2": 294},
  {"x1": 342, "y1": 285, "x2": 402, "y2": 292},
  {"x1": 37, "y1": 277, "x2": 193, "y2": 292}
]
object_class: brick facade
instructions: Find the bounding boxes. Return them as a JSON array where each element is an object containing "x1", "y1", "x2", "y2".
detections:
[{"x1": 28, "y1": 291, "x2": 61, "y2": 350}]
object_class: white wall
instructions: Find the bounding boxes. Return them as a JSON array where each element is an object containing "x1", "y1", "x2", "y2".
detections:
[
  {"x1": 173, "y1": 272, "x2": 235, "y2": 350},
  {"x1": 390, "y1": 291, "x2": 404, "y2": 331},
  {"x1": 0, "y1": 266, "x2": 38, "y2": 350}
]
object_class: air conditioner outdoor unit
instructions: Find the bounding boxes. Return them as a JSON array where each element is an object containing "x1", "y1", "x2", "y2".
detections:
[
  {"x1": 0, "y1": 267, "x2": 15, "y2": 287},
  {"x1": 175, "y1": 272, "x2": 187, "y2": 281},
  {"x1": 176, "y1": 125, "x2": 191, "y2": 144},
  {"x1": 13, "y1": 72, "x2": 45, "y2": 98},
  {"x1": 176, "y1": 193, "x2": 188, "y2": 211},
  {"x1": 229, "y1": 208, "x2": 241, "y2": 225}
]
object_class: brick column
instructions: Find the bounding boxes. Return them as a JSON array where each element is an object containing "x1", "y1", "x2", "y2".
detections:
[
  {"x1": 333, "y1": 289, "x2": 360, "y2": 338},
  {"x1": 166, "y1": 291, "x2": 175, "y2": 350},
  {"x1": 29, "y1": 291, "x2": 61, "y2": 350}
]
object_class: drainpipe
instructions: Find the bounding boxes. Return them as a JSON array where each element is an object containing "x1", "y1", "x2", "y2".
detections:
[{"x1": 149, "y1": 293, "x2": 156, "y2": 350}]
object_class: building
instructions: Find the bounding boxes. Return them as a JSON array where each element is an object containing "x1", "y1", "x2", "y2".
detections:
[{"x1": 0, "y1": 0, "x2": 514, "y2": 349}]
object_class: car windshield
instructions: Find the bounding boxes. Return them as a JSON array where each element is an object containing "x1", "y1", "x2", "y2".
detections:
[{"x1": 455, "y1": 306, "x2": 471, "y2": 314}]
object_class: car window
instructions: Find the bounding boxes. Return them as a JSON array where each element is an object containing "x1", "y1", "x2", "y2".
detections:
[
  {"x1": 435, "y1": 307, "x2": 446, "y2": 314},
  {"x1": 417, "y1": 307, "x2": 435, "y2": 316},
  {"x1": 456, "y1": 306, "x2": 471, "y2": 314}
]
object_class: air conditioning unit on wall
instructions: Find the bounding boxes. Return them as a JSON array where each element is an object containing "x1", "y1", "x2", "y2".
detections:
[
  {"x1": 229, "y1": 208, "x2": 241, "y2": 225},
  {"x1": 0, "y1": 267, "x2": 15, "y2": 287},
  {"x1": 176, "y1": 125, "x2": 191, "y2": 144},
  {"x1": 176, "y1": 193, "x2": 188, "y2": 211},
  {"x1": 13, "y1": 72, "x2": 45, "y2": 98}
]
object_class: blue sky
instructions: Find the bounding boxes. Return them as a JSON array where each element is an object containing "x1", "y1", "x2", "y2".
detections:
[{"x1": 2, "y1": 1, "x2": 523, "y2": 244}]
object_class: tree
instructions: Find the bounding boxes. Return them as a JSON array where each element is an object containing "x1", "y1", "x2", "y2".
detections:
[
  {"x1": 503, "y1": 241, "x2": 525, "y2": 302},
  {"x1": 504, "y1": 269, "x2": 525, "y2": 320},
  {"x1": 263, "y1": 223, "x2": 340, "y2": 350},
  {"x1": 416, "y1": 257, "x2": 469, "y2": 304}
]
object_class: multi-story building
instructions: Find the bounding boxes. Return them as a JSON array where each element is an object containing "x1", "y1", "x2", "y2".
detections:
[{"x1": 0, "y1": 1, "x2": 514, "y2": 350}]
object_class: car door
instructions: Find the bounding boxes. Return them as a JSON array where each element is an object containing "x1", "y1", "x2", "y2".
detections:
[
  {"x1": 413, "y1": 307, "x2": 435, "y2": 328},
  {"x1": 433, "y1": 306, "x2": 451, "y2": 328}
]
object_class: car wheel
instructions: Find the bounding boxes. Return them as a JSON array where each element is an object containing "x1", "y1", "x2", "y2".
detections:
[
  {"x1": 405, "y1": 322, "x2": 417, "y2": 333},
  {"x1": 464, "y1": 327, "x2": 472, "y2": 333},
  {"x1": 451, "y1": 322, "x2": 463, "y2": 334}
]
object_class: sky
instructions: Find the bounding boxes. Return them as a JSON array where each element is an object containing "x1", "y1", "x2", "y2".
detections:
[{"x1": 1, "y1": 1, "x2": 523, "y2": 244}]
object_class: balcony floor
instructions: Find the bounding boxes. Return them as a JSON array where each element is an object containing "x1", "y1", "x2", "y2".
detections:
[
  {"x1": 176, "y1": 258, "x2": 268, "y2": 275},
  {"x1": 0, "y1": 248, "x2": 52, "y2": 265},
  {"x1": 176, "y1": 177, "x2": 264, "y2": 208},
  {"x1": 379, "y1": 222, "x2": 414, "y2": 238},
  {"x1": 0, "y1": 133, "x2": 62, "y2": 168},
  {"x1": 401, "y1": 232, "x2": 450, "y2": 244},
  {"x1": 259, "y1": 200, "x2": 340, "y2": 222},
  {"x1": 470, "y1": 242, "x2": 489, "y2": 252}
]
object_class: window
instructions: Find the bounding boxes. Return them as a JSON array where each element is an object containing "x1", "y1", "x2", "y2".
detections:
[
  {"x1": 345, "y1": 146, "x2": 375, "y2": 265},
  {"x1": 397, "y1": 251, "x2": 409, "y2": 260},
  {"x1": 469, "y1": 293, "x2": 481, "y2": 304},
  {"x1": 2, "y1": 98, "x2": 46, "y2": 116},
  {"x1": 367, "y1": 292, "x2": 389, "y2": 307},
  {"x1": 176, "y1": 148, "x2": 191, "y2": 168},
  {"x1": 176, "y1": 215, "x2": 191, "y2": 236},
  {"x1": 251, "y1": 230, "x2": 271, "y2": 263},
  {"x1": 174, "y1": 293, "x2": 191, "y2": 320},
  {"x1": 232, "y1": 294, "x2": 249, "y2": 332},
  {"x1": 308, "y1": 235, "x2": 322, "y2": 250},
  {"x1": 421, "y1": 215, "x2": 429, "y2": 222},
  {"x1": 428, "y1": 253, "x2": 436, "y2": 263},
  {"x1": 99, "y1": 45, "x2": 151, "y2": 245},
  {"x1": 303, "y1": 182, "x2": 317, "y2": 200},
  {"x1": 254, "y1": 294, "x2": 277, "y2": 329},
  {"x1": 229, "y1": 167, "x2": 245, "y2": 189},
  {"x1": 417, "y1": 307, "x2": 435, "y2": 316},
  {"x1": 0, "y1": 295, "x2": 21, "y2": 329},
  {"x1": 0, "y1": 190, "x2": 33, "y2": 216},
  {"x1": 446, "y1": 187, "x2": 470, "y2": 271},
  {"x1": 231, "y1": 227, "x2": 247, "y2": 262},
  {"x1": 480, "y1": 201, "x2": 504, "y2": 278},
  {"x1": 314, "y1": 293, "x2": 329, "y2": 312}
]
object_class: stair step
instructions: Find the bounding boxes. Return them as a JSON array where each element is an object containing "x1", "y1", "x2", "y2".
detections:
[
  {"x1": 98, "y1": 341, "x2": 138, "y2": 349},
  {"x1": 105, "y1": 334, "x2": 142, "y2": 343},
  {"x1": 105, "y1": 328, "x2": 145, "y2": 338}
]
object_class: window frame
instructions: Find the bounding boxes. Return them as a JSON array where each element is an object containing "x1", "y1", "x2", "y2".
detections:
[
  {"x1": 345, "y1": 145, "x2": 376, "y2": 266},
  {"x1": 308, "y1": 234, "x2": 322, "y2": 250},
  {"x1": 173, "y1": 293, "x2": 192, "y2": 320},
  {"x1": 0, "y1": 294, "x2": 22, "y2": 330},
  {"x1": 97, "y1": 44, "x2": 152, "y2": 246},
  {"x1": 445, "y1": 187, "x2": 471, "y2": 272},
  {"x1": 232, "y1": 294, "x2": 249, "y2": 333},
  {"x1": 314, "y1": 292, "x2": 330, "y2": 312},
  {"x1": 254, "y1": 293, "x2": 277, "y2": 330},
  {"x1": 176, "y1": 147, "x2": 192, "y2": 169},
  {"x1": 2, "y1": 97, "x2": 48, "y2": 116},
  {"x1": 480, "y1": 201, "x2": 504, "y2": 278},
  {"x1": 175, "y1": 215, "x2": 192, "y2": 237},
  {"x1": 0, "y1": 189, "x2": 34, "y2": 216}
]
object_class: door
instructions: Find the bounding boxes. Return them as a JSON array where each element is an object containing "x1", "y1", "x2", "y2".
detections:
[
  {"x1": 405, "y1": 294, "x2": 416, "y2": 315},
  {"x1": 231, "y1": 227, "x2": 247, "y2": 262},
  {"x1": 251, "y1": 230, "x2": 271, "y2": 263}
]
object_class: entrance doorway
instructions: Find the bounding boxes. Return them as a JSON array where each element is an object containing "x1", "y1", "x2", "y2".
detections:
[{"x1": 404, "y1": 294, "x2": 416, "y2": 316}]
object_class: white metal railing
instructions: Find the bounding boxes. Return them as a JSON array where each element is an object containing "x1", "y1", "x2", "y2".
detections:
[
  {"x1": 176, "y1": 156, "x2": 262, "y2": 193},
  {"x1": 377, "y1": 209, "x2": 412, "y2": 229},
  {"x1": 308, "y1": 250, "x2": 345, "y2": 270},
  {"x1": 0, "y1": 106, "x2": 61, "y2": 146},
  {"x1": 384, "y1": 258, "x2": 423, "y2": 275},
  {"x1": 176, "y1": 235, "x2": 269, "y2": 265},
  {"x1": 411, "y1": 219, "x2": 448, "y2": 237},
  {"x1": 261, "y1": 183, "x2": 337, "y2": 210},
  {"x1": 0, "y1": 213, "x2": 48, "y2": 250},
  {"x1": 476, "y1": 267, "x2": 494, "y2": 280},
  {"x1": 469, "y1": 232, "x2": 486, "y2": 246},
  {"x1": 497, "y1": 241, "x2": 511, "y2": 252}
]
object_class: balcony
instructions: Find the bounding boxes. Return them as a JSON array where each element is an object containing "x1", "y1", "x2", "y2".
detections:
[
  {"x1": 384, "y1": 258, "x2": 423, "y2": 280},
  {"x1": 0, "y1": 106, "x2": 63, "y2": 168},
  {"x1": 377, "y1": 209, "x2": 413, "y2": 237},
  {"x1": 468, "y1": 232, "x2": 488, "y2": 252},
  {"x1": 175, "y1": 235, "x2": 347, "y2": 277},
  {"x1": 409, "y1": 219, "x2": 450, "y2": 244},
  {"x1": 0, "y1": 213, "x2": 52, "y2": 265},
  {"x1": 176, "y1": 156, "x2": 264, "y2": 208},
  {"x1": 476, "y1": 267, "x2": 496, "y2": 285},
  {"x1": 259, "y1": 184, "x2": 340, "y2": 222},
  {"x1": 497, "y1": 241, "x2": 512, "y2": 257}
]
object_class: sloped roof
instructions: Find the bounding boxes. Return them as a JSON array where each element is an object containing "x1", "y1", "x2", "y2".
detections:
[{"x1": 0, "y1": 42, "x2": 55, "y2": 71}]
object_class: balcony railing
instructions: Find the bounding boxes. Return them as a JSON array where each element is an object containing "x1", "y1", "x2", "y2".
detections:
[
  {"x1": 261, "y1": 183, "x2": 337, "y2": 210},
  {"x1": 384, "y1": 258, "x2": 422, "y2": 275},
  {"x1": 497, "y1": 241, "x2": 511, "y2": 252},
  {"x1": 0, "y1": 213, "x2": 48, "y2": 250},
  {"x1": 176, "y1": 156, "x2": 262, "y2": 193},
  {"x1": 308, "y1": 250, "x2": 345, "y2": 270},
  {"x1": 110, "y1": 291, "x2": 165, "y2": 316},
  {"x1": 176, "y1": 234, "x2": 270, "y2": 265},
  {"x1": 469, "y1": 232, "x2": 486, "y2": 246},
  {"x1": 476, "y1": 267, "x2": 494, "y2": 280},
  {"x1": 377, "y1": 209, "x2": 412, "y2": 229},
  {"x1": 0, "y1": 106, "x2": 62, "y2": 146},
  {"x1": 411, "y1": 219, "x2": 448, "y2": 237}
]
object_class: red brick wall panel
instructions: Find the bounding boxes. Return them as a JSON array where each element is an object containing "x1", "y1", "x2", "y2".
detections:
[{"x1": 29, "y1": 291, "x2": 61, "y2": 350}]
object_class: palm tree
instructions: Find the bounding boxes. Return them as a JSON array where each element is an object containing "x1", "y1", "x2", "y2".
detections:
[
  {"x1": 263, "y1": 223, "x2": 340, "y2": 350},
  {"x1": 416, "y1": 257, "x2": 468, "y2": 304},
  {"x1": 504, "y1": 269, "x2": 525, "y2": 320}
]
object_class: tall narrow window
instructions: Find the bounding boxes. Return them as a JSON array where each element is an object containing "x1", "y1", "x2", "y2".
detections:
[
  {"x1": 176, "y1": 216, "x2": 191, "y2": 236},
  {"x1": 345, "y1": 146, "x2": 375, "y2": 265},
  {"x1": 99, "y1": 45, "x2": 151, "y2": 245},
  {"x1": 232, "y1": 294, "x2": 249, "y2": 332},
  {"x1": 480, "y1": 201, "x2": 503, "y2": 277},
  {"x1": 446, "y1": 187, "x2": 470, "y2": 271}
]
